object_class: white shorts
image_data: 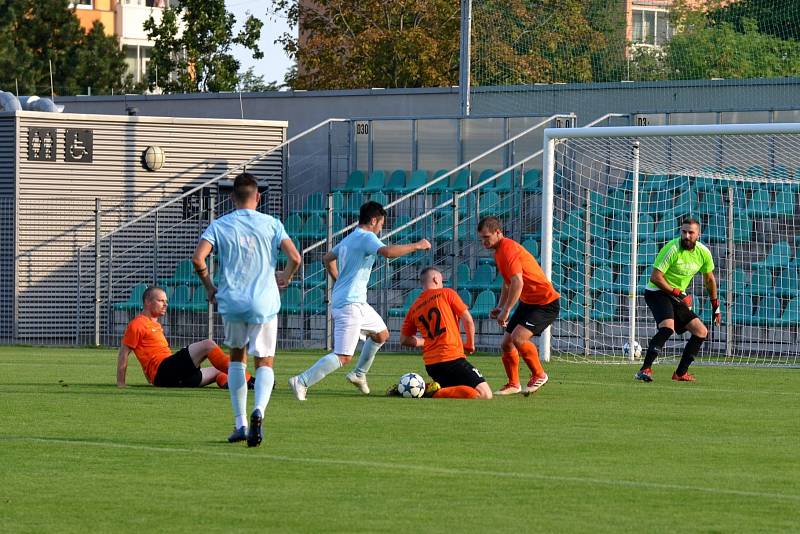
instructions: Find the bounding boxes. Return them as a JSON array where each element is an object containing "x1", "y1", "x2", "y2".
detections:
[
  {"x1": 223, "y1": 316, "x2": 277, "y2": 358},
  {"x1": 333, "y1": 303, "x2": 387, "y2": 356}
]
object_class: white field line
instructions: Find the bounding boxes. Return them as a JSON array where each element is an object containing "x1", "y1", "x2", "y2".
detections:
[{"x1": 3, "y1": 436, "x2": 798, "y2": 503}]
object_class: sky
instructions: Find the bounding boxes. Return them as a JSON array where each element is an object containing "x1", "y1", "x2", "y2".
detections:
[{"x1": 225, "y1": 0, "x2": 295, "y2": 85}]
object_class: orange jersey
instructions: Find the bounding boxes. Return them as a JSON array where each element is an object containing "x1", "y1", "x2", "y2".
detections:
[
  {"x1": 401, "y1": 288, "x2": 468, "y2": 365},
  {"x1": 494, "y1": 237, "x2": 560, "y2": 305},
  {"x1": 121, "y1": 315, "x2": 173, "y2": 384}
]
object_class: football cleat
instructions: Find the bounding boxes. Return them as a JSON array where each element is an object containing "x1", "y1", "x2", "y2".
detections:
[
  {"x1": 288, "y1": 375, "x2": 307, "y2": 401},
  {"x1": 385, "y1": 383, "x2": 401, "y2": 397},
  {"x1": 523, "y1": 373, "x2": 548, "y2": 396},
  {"x1": 345, "y1": 371, "x2": 370, "y2": 395},
  {"x1": 247, "y1": 409, "x2": 263, "y2": 448},
  {"x1": 634, "y1": 368, "x2": 653, "y2": 382},
  {"x1": 494, "y1": 383, "x2": 522, "y2": 395},
  {"x1": 672, "y1": 372, "x2": 696, "y2": 382},
  {"x1": 227, "y1": 426, "x2": 247, "y2": 443},
  {"x1": 423, "y1": 381, "x2": 441, "y2": 398}
]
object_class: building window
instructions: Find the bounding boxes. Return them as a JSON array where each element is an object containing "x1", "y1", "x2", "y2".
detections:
[
  {"x1": 71, "y1": 0, "x2": 92, "y2": 7},
  {"x1": 633, "y1": 9, "x2": 672, "y2": 46}
]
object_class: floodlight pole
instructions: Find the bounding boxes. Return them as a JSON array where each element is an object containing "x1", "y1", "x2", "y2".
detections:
[{"x1": 459, "y1": 0, "x2": 472, "y2": 117}]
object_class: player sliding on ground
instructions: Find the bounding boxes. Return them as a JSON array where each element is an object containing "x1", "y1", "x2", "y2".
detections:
[
  {"x1": 193, "y1": 172, "x2": 301, "y2": 447},
  {"x1": 478, "y1": 216, "x2": 560, "y2": 396},
  {"x1": 116, "y1": 285, "x2": 250, "y2": 389},
  {"x1": 635, "y1": 218, "x2": 721, "y2": 382},
  {"x1": 394, "y1": 266, "x2": 492, "y2": 399},
  {"x1": 288, "y1": 201, "x2": 431, "y2": 400}
]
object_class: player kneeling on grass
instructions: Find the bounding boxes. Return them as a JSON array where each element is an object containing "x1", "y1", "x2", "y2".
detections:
[
  {"x1": 392, "y1": 267, "x2": 492, "y2": 399},
  {"x1": 635, "y1": 218, "x2": 720, "y2": 383},
  {"x1": 116, "y1": 286, "x2": 250, "y2": 389}
]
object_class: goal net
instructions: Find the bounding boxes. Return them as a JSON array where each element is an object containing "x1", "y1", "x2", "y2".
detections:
[{"x1": 541, "y1": 123, "x2": 800, "y2": 367}]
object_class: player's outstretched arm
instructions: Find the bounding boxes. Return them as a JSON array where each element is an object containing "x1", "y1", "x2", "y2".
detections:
[
  {"x1": 378, "y1": 239, "x2": 431, "y2": 259},
  {"x1": 460, "y1": 310, "x2": 475, "y2": 354},
  {"x1": 322, "y1": 251, "x2": 339, "y2": 282},
  {"x1": 192, "y1": 239, "x2": 217, "y2": 303},
  {"x1": 116, "y1": 345, "x2": 131, "y2": 387},
  {"x1": 276, "y1": 238, "x2": 302, "y2": 288}
]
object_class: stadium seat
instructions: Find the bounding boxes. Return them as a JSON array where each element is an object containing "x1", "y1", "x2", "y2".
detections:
[
  {"x1": 774, "y1": 268, "x2": 800, "y2": 298},
  {"x1": 170, "y1": 285, "x2": 192, "y2": 311},
  {"x1": 555, "y1": 210, "x2": 585, "y2": 241},
  {"x1": 607, "y1": 214, "x2": 630, "y2": 240},
  {"x1": 485, "y1": 170, "x2": 513, "y2": 193},
  {"x1": 285, "y1": 214, "x2": 304, "y2": 237},
  {"x1": 609, "y1": 242, "x2": 630, "y2": 266},
  {"x1": 454, "y1": 263, "x2": 471, "y2": 288},
  {"x1": 464, "y1": 264, "x2": 497, "y2": 290},
  {"x1": 471, "y1": 289, "x2": 497, "y2": 318},
  {"x1": 732, "y1": 294, "x2": 754, "y2": 325},
  {"x1": 305, "y1": 287, "x2": 326, "y2": 314},
  {"x1": 367, "y1": 191, "x2": 388, "y2": 206},
  {"x1": 603, "y1": 189, "x2": 628, "y2": 217},
  {"x1": 613, "y1": 267, "x2": 632, "y2": 294},
  {"x1": 433, "y1": 212, "x2": 467, "y2": 240},
  {"x1": 332, "y1": 191, "x2": 360, "y2": 217},
  {"x1": 448, "y1": 168, "x2": 471, "y2": 192},
  {"x1": 746, "y1": 165, "x2": 765, "y2": 178},
  {"x1": 560, "y1": 239, "x2": 584, "y2": 266},
  {"x1": 113, "y1": 282, "x2": 148, "y2": 311},
  {"x1": 718, "y1": 267, "x2": 749, "y2": 297},
  {"x1": 703, "y1": 213, "x2": 727, "y2": 243},
  {"x1": 393, "y1": 250, "x2": 428, "y2": 266},
  {"x1": 753, "y1": 295, "x2": 783, "y2": 326},
  {"x1": 393, "y1": 215, "x2": 424, "y2": 241},
  {"x1": 298, "y1": 214, "x2": 326, "y2": 240},
  {"x1": 590, "y1": 265, "x2": 614, "y2": 291},
  {"x1": 653, "y1": 215, "x2": 679, "y2": 242},
  {"x1": 588, "y1": 213, "x2": 608, "y2": 241},
  {"x1": 301, "y1": 192, "x2": 326, "y2": 216},
  {"x1": 160, "y1": 259, "x2": 199, "y2": 286},
  {"x1": 748, "y1": 267, "x2": 773, "y2": 296},
  {"x1": 560, "y1": 290, "x2": 585, "y2": 320},
  {"x1": 369, "y1": 261, "x2": 393, "y2": 286},
  {"x1": 389, "y1": 288, "x2": 422, "y2": 317},
  {"x1": 385, "y1": 170, "x2": 408, "y2": 194},
  {"x1": 187, "y1": 286, "x2": 209, "y2": 312},
  {"x1": 745, "y1": 186, "x2": 774, "y2": 217},
  {"x1": 401, "y1": 169, "x2": 429, "y2": 194},
  {"x1": 781, "y1": 296, "x2": 800, "y2": 325},
  {"x1": 477, "y1": 191, "x2": 511, "y2": 217},
  {"x1": 363, "y1": 170, "x2": 387, "y2": 193},
  {"x1": 522, "y1": 169, "x2": 542, "y2": 192},
  {"x1": 590, "y1": 239, "x2": 611, "y2": 266},
  {"x1": 282, "y1": 287, "x2": 302, "y2": 314},
  {"x1": 637, "y1": 214, "x2": 655, "y2": 241},
  {"x1": 591, "y1": 291, "x2": 617, "y2": 321},
  {"x1": 457, "y1": 288, "x2": 473, "y2": 307},
  {"x1": 521, "y1": 238, "x2": 539, "y2": 258},
  {"x1": 433, "y1": 192, "x2": 468, "y2": 216},
  {"x1": 429, "y1": 169, "x2": 452, "y2": 193},
  {"x1": 563, "y1": 264, "x2": 586, "y2": 290},
  {"x1": 637, "y1": 267, "x2": 651, "y2": 290},
  {"x1": 733, "y1": 215, "x2": 752, "y2": 243},
  {"x1": 476, "y1": 168, "x2": 497, "y2": 186},
  {"x1": 772, "y1": 187, "x2": 797, "y2": 217},
  {"x1": 336, "y1": 170, "x2": 366, "y2": 193},
  {"x1": 292, "y1": 263, "x2": 326, "y2": 289},
  {"x1": 697, "y1": 189, "x2": 725, "y2": 215},
  {"x1": 637, "y1": 241, "x2": 659, "y2": 266},
  {"x1": 753, "y1": 241, "x2": 794, "y2": 269}
]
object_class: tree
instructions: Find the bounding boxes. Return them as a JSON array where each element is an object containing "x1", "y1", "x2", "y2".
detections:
[
  {"x1": 709, "y1": 0, "x2": 800, "y2": 41},
  {"x1": 144, "y1": 0, "x2": 263, "y2": 93},
  {"x1": 0, "y1": 0, "x2": 132, "y2": 96},
  {"x1": 272, "y1": 0, "x2": 461, "y2": 90},
  {"x1": 238, "y1": 67, "x2": 282, "y2": 92}
]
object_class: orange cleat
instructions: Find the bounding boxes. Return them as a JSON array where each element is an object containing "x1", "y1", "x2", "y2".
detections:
[
  {"x1": 523, "y1": 373, "x2": 549, "y2": 396},
  {"x1": 635, "y1": 368, "x2": 653, "y2": 382},
  {"x1": 494, "y1": 383, "x2": 522, "y2": 396},
  {"x1": 672, "y1": 372, "x2": 696, "y2": 382}
]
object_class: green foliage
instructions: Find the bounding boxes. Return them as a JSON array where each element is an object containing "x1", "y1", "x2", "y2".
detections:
[
  {"x1": 0, "y1": 0, "x2": 132, "y2": 96},
  {"x1": 1, "y1": 346, "x2": 798, "y2": 531},
  {"x1": 272, "y1": 0, "x2": 461, "y2": 90},
  {"x1": 144, "y1": 0, "x2": 263, "y2": 93},
  {"x1": 710, "y1": 0, "x2": 800, "y2": 41},
  {"x1": 238, "y1": 66, "x2": 282, "y2": 92}
]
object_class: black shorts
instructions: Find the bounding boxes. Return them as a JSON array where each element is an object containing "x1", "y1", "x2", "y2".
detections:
[
  {"x1": 425, "y1": 358, "x2": 486, "y2": 389},
  {"x1": 506, "y1": 299, "x2": 560, "y2": 335},
  {"x1": 152, "y1": 347, "x2": 202, "y2": 387},
  {"x1": 644, "y1": 290, "x2": 698, "y2": 335}
]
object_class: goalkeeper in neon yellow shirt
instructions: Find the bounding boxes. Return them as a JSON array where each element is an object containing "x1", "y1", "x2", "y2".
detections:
[{"x1": 635, "y1": 218, "x2": 721, "y2": 382}]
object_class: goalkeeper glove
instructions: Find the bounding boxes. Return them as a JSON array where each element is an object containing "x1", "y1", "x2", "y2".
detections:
[
  {"x1": 672, "y1": 288, "x2": 693, "y2": 309},
  {"x1": 710, "y1": 298, "x2": 721, "y2": 325}
]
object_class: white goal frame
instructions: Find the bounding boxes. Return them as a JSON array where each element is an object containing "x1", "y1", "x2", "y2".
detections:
[{"x1": 540, "y1": 122, "x2": 800, "y2": 364}]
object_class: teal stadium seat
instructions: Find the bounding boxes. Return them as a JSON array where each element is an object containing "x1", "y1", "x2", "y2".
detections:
[
  {"x1": 449, "y1": 168, "x2": 471, "y2": 192},
  {"x1": 560, "y1": 290, "x2": 585, "y2": 320},
  {"x1": 590, "y1": 239, "x2": 611, "y2": 266},
  {"x1": 429, "y1": 169, "x2": 452, "y2": 193},
  {"x1": 393, "y1": 215, "x2": 424, "y2": 241},
  {"x1": 385, "y1": 170, "x2": 408, "y2": 194},
  {"x1": 732, "y1": 294, "x2": 754, "y2": 325},
  {"x1": 363, "y1": 170, "x2": 387, "y2": 193},
  {"x1": 753, "y1": 295, "x2": 783, "y2": 326},
  {"x1": 521, "y1": 238, "x2": 539, "y2": 258},
  {"x1": 781, "y1": 296, "x2": 800, "y2": 325},
  {"x1": 563, "y1": 264, "x2": 586, "y2": 291},
  {"x1": 522, "y1": 169, "x2": 542, "y2": 192},
  {"x1": 285, "y1": 214, "x2": 304, "y2": 237},
  {"x1": 332, "y1": 191, "x2": 360, "y2": 216},
  {"x1": 748, "y1": 267, "x2": 773, "y2": 296},
  {"x1": 637, "y1": 214, "x2": 655, "y2": 241},
  {"x1": 591, "y1": 291, "x2": 617, "y2": 321},
  {"x1": 188, "y1": 286, "x2": 209, "y2": 312},
  {"x1": 774, "y1": 268, "x2": 800, "y2": 298},
  {"x1": 772, "y1": 187, "x2": 797, "y2": 217},
  {"x1": 160, "y1": 259, "x2": 200, "y2": 286},
  {"x1": 283, "y1": 287, "x2": 302, "y2": 314},
  {"x1": 302, "y1": 192, "x2": 326, "y2": 216},
  {"x1": 454, "y1": 263, "x2": 471, "y2": 288},
  {"x1": 753, "y1": 241, "x2": 794, "y2": 269},
  {"x1": 476, "y1": 168, "x2": 497, "y2": 186},
  {"x1": 607, "y1": 214, "x2": 630, "y2": 240},
  {"x1": 367, "y1": 191, "x2": 388, "y2": 206},
  {"x1": 336, "y1": 170, "x2": 365, "y2": 193},
  {"x1": 170, "y1": 285, "x2": 192, "y2": 311},
  {"x1": 389, "y1": 288, "x2": 422, "y2": 317},
  {"x1": 471, "y1": 290, "x2": 497, "y2": 318},
  {"x1": 555, "y1": 210, "x2": 585, "y2": 241},
  {"x1": 457, "y1": 288, "x2": 473, "y2": 307},
  {"x1": 590, "y1": 265, "x2": 614, "y2": 291},
  {"x1": 609, "y1": 242, "x2": 630, "y2": 266},
  {"x1": 464, "y1": 264, "x2": 497, "y2": 290},
  {"x1": 637, "y1": 241, "x2": 659, "y2": 266},
  {"x1": 298, "y1": 214, "x2": 326, "y2": 240},
  {"x1": 305, "y1": 287, "x2": 326, "y2": 314},
  {"x1": 561, "y1": 239, "x2": 584, "y2": 266},
  {"x1": 745, "y1": 186, "x2": 774, "y2": 217},
  {"x1": 485, "y1": 170, "x2": 513, "y2": 193},
  {"x1": 113, "y1": 282, "x2": 148, "y2": 311},
  {"x1": 401, "y1": 169, "x2": 428, "y2": 194}
]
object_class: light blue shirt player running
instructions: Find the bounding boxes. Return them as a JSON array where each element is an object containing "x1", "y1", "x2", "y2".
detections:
[
  {"x1": 289, "y1": 200, "x2": 431, "y2": 400},
  {"x1": 201, "y1": 209, "x2": 289, "y2": 323}
]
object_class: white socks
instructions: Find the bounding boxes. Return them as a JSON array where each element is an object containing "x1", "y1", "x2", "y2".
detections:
[
  {"x1": 228, "y1": 361, "x2": 248, "y2": 429},
  {"x1": 354, "y1": 338, "x2": 383, "y2": 375},
  {"x1": 253, "y1": 366, "x2": 274, "y2": 415},
  {"x1": 299, "y1": 353, "x2": 342, "y2": 387}
]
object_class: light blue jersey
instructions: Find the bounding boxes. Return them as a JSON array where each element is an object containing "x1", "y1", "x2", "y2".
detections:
[
  {"x1": 330, "y1": 227, "x2": 386, "y2": 309},
  {"x1": 201, "y1": 209, "x2": 289, "y2": 323}
]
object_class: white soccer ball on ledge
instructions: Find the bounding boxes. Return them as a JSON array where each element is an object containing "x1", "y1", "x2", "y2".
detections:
[{"x1": 622, "y1": 341, "x2": 642, "y2": 359}]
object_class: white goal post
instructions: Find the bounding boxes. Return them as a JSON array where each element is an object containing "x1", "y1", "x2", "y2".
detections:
[{"x1": 541, "y1": 123, "x2": 800, "y2": 366}]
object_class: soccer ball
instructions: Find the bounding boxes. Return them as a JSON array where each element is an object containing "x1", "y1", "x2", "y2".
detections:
[
  {"x1": 397, "y1": 372, "x2": 426, "y2": 399},
  {"x1": 622, "y1": 341, "x2": 642, "y2": 359}
]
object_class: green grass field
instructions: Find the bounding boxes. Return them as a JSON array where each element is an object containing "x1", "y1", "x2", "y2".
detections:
[{"x1": 1, "y1": 346, "x2": 798, "y2": 533}]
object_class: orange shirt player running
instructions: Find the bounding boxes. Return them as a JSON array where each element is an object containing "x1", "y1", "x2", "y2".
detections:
[
  {"x1": 402, "y1": 288, "x2": 468, "y2": 366},
  {"x1": 493, "y1": 237, "x2": 560, "y2": 306},
  {"x1": 121, "y1": 314, "x2": 173, "y2": 384}
]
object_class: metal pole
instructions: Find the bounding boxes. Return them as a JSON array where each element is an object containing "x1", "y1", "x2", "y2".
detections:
[
  {"x1": 459, "y1": 0, "x2": 472, "y2": 117},
  {"x1": 540, "y1": 137, "x2": 555, "y2": 362},
  {"x1": 94, "y1": 198, "x2": 101, "y2": 347},
  {"x1": 153, "y1": 211, "x2": 159, "y2": 284},
  {"x1": 325, "y1": 193, "x2": 334, "y2": 351},
  {"x1": 628, "y1": 142, "x2": 640, "y2": 361},
  {"x1": 452, "y1": 192, "x2": 460, "y2": 288},
  {"x1": 207, "y1": 188, "x2": 216, "y2": 339},
  {"x1": 726, "y1": 185, "x2": 734, "y2": 357},
  {"x1": 584, "y1": 188, "x2": 591, "y2": 357},
  {"x1": 106, "y1": 237, "x2": 114, "y2": 345},
  {"x1": 76, "y1": 248, "x2": 81, "y2": 345}
]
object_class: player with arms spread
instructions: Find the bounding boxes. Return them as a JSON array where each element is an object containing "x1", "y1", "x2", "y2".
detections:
[
  {"x1": 635, "y1": 218, "x2": 720, "y2": 382},
  {"x1": 289, "y1": 201, "x2": 431, "y2": 400},
  {"x1": 478, "y1": 216, "x2": 560, "y2": 396},
  {"x1": 397, "y1": 266, "x2": 493, "y2": 399}
]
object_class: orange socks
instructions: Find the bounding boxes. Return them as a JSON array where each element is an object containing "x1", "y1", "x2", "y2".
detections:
[
  {"x1": 519, "y1": 342, "x2": 545, "y2": 377},
  {"x1": 208, "y1": 346, "x2": 250, "y2": 382},
  {"x1": 501, "y1": 349, "x2": 521, "y2": 386},
  {"x1": 215, "y1": 372, "x2": 228, "y2": 389},
  {"x1": 432, "y1": 386, "x2": 480, "y2": 399}
]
